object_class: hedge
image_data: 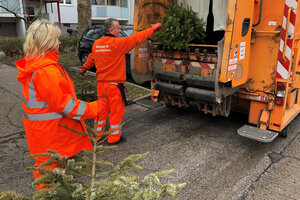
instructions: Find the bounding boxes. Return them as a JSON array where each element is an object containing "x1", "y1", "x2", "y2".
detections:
[
  {"x1": 0, "y1": 35, "x2": 77, "y2": 57},
  {"x1": 0, "y1": 37, "x2": 24, "y2": 57}
]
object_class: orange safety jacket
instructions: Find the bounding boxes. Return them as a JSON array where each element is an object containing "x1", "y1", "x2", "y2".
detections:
[
  {"x1": 16, "y1": 51, "x2": 98, "y2": 161},
  {"x1": 82, "y1": 28, "x2": 154, "y2": 83}
]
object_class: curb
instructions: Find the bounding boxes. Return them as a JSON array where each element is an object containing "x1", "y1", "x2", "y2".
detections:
[{"x1": 132, "y1": 93, "x2": 151, "y2": 103}]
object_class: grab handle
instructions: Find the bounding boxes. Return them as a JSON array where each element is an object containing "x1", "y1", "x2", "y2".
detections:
[{"x1": 282, "y1": 7, "x2": 293, "y2": 63}]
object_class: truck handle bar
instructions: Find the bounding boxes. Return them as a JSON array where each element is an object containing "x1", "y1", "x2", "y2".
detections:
[
  {"x1": 253, "y1": 0, "x2": 263, "y2": 27},
  {"x1": 282, "y1": 7, "x2": 293, "y2": 63}
]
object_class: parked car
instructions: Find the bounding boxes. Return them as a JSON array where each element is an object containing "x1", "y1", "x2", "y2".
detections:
[{"x1": 78, "y1": 25, "x2": 133, "y2": 75}]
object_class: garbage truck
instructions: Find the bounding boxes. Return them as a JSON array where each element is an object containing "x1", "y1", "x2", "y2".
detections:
[{"x1": 130, "y1": 0, "x2": 300, "y2": 143}]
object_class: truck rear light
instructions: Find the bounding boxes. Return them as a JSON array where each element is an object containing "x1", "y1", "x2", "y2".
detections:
[
  {"x1": 273, "y1": 123, "x2": 281, "y2": 127},
  {"x1": 275, "y1": 82, "x2": 286, "y2": 105},
  {"x1": 275, "y1": 97, "x2": 284, "y2": 105}
]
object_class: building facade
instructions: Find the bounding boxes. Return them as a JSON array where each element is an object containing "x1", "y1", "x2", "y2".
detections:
[
  {"x1": 0, "y1": 0, "x2": 26, "y2": 37},
  {"x1": 0, "y1": 0, "x2": 134, "y2": 37}
]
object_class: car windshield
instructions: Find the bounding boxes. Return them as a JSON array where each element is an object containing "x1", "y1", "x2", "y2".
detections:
[
  {"x1": 84, "y1": 26, "x2": 133, "y2": 40},
  {"x1": 122, "y1": 29, "x2": 133, "y2": 36},
  {"x1": 85, "y1": 28, "x2": 104, "y2": 40}
]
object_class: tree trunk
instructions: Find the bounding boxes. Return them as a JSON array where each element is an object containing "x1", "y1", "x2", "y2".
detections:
[{"x1": 77, "y1": 0, "x2": 92, "y2": 40}]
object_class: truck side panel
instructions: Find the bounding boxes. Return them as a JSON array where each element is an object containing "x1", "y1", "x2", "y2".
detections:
[
  {"x1": 131, "y1": 0, "x2": 175, "y2": 83},
  {"x1": 219, "y1": 0, "x2": 254, "y2": 87},
  {"x1": 247, "y1": 0, "x2": 285, "y2": 93}
]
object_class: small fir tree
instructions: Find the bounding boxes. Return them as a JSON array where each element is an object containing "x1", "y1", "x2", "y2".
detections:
[{"x1": 0, "y1": 123, "x2": 186, "y2": 200}]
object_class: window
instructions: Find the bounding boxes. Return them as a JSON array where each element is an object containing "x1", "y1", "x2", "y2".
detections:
[
  {"x1": 120, "y1": 0, "x2": 127, "y2": 7},
  {"x1": 28, "y1": 7, "x2": 34, "y2": 15},
  {"x1": 60, "y1": 0, "x2": 71, "y2": 5},
  {"x1": 107, "y1": 0, "x2": 117, "y2": 6},
  {"x1": 28, "y1": 7, "x2": 35, "y2": 22},
  {"x1": 91, "y1": 0, "x2": 127, "y2": 6},
  {"x1": 93, "y1": 0, "x2": 105, "y2": 5}
]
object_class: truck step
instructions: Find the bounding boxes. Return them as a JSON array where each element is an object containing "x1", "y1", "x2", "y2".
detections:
[{"x1": 237, "y1": 125, "x2": 278, "y2": 143}]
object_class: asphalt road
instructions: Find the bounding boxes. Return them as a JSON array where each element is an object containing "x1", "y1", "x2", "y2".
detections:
[
  {"x1": 121, "y1": 101, "x2": 300, "y2": 200},
  {"x1": 0, "y1": 62, "x2": 299, "y2": 199}
]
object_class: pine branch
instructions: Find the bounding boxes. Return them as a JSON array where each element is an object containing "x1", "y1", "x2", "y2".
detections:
[
  {"x1": 95, "y1": 160, "x2": 114, "y2": 167},
  {"x1": 59, "y1": 124, "x2": 89, "y2": 137},
  {"x1": 0, "y1": 191, "x2": 28, "y2": 200},
  {"x1": 89, "y1": 131, "x2": 98, "y2": 200},
  {"x1": 95, "y1": 144, "x2": 116, "y2": 154}
]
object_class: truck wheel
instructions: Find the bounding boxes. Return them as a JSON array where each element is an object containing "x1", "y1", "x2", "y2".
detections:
[
  {"x1": 222, "y1": 95, "x2": 231, "y2": 117},
  {"x1": 279, "y1": 125, "x2": 289, "y2": 138}
]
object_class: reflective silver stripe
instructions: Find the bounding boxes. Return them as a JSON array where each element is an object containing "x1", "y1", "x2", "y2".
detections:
[
  {"x1": 110, "y1": 128, "x2": 122, "y2": 135},
  {"x1": 23, "y1": 111, "x2": 62, "y2": 121},
  {"x1": 23, "y1": 72, "x2": 49, "y2": 109},
  {"x1": 110, "y1": 82, "x2": 118, "y2": 85},
  {"x1": 96, "y1": 126, "x2": 105, "y2": 131},
  {"x1": 110, "y1": 123, "x2": 121, "y2": 129},
  {"x1": 61, "y1": 97, "x2": 76, "y2": 115},
  {"x1": 94, "y1": 120, "x2": 106, "y2": 125},
  {"x1": 73, "y1": 101, "x2": 86, "y2": 120}
]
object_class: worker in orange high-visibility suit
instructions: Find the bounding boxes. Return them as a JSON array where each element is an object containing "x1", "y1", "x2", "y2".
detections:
[
  {"x1": 15, "y1": 20, "x2": 102, "y2": 190},
  {"x1": 80, "y1": 18, "x2": 162, "y2": 145}
]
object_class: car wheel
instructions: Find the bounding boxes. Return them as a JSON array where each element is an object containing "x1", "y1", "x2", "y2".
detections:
[{"x1": 80, "y1": 52, "x2": 89, "y2": 64}]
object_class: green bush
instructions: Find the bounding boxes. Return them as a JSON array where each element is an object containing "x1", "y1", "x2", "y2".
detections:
[
  {"x1": 0, "y1": 37, "x2": 24, "y2": 57},
  {"x1": 154, "y1": 5, "x2": 206, "y2": 50},
  {"x1": 59, "y1": 35, "x2": 78, "y2": 53},
  {"x1": 0, "y1": 35, "x2": 77, "y2": 57}
]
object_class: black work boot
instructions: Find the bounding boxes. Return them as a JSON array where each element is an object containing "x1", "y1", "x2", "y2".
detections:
[{"x1": 107, "y1": 135, "x2": 126, "y2": 145}]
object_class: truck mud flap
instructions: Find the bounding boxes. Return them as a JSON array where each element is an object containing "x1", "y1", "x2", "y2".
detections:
[
  {"x1": 185, "y1": 75, "x2": 215, "y2": 89},
  {"x1": 154, "y1": 71, "x2": 183, "y2": 82},
  {"x1": 237, "y1": 125, "x2": 278, "y2": 143},
  {"x1": 185, "y1": 87, "x2": 217, "y2": 103},
  {"x1": 154, "y1": 82, "x2": 184, "y2": 96}
]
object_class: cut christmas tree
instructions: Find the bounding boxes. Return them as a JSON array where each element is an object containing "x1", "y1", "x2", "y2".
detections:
[{"x1": 154, "y1": 5, "x2": 206, "y2": 50}]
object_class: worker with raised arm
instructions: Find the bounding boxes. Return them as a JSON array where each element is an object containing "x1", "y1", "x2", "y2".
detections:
[
  {"x1": 15, "y1": 20, "x2": 102, "y2": 190},
  {"x1": 80, "y1": 18, "x2": 162, "y2": 145}
]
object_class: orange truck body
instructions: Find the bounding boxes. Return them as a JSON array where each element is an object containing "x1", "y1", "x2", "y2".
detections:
[{"x1": 132, "y1": 0, "x2": 300, "y2": 142}]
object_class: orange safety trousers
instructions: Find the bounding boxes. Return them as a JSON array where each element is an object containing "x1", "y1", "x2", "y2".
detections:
[
  {"x1": 94, "y1": 82, "x2": 125, "y2": 143},
  {"x1": 33, "y1": 158, "x2": 59, "y2": 190}
]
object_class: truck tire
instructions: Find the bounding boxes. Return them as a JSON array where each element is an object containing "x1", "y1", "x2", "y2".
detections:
[
  {"x1": 279, "y1": 125, "x2": 289, "y2": 138},
  {"x1": 221, "y1": 95, "x2": 231, "y2": 117}
]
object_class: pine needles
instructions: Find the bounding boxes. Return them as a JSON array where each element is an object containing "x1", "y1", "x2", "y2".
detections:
[
  {"x1": 154, "y1": 5, "x2": 206, "y2": 50},
  {"x1": 1, "y1": 123, "x2": 186, "y2": 200}
]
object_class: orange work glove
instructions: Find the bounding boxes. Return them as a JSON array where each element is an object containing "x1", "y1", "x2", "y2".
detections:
[
  {"x1": 80, "y1": 67, "x2": 87, "y2": 76},
  {"x1": 151, "y1": 23, "x2": 163, "y2": 32}
]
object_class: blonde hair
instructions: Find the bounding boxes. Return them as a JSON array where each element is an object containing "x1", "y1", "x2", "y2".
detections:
[{"x1": 24, "y1": 19, "x2": 61, "y2": 59}]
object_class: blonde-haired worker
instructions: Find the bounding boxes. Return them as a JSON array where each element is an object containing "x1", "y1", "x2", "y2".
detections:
[{"x1": 16, "y1": 19, "x2": 101, "y2": 190}]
